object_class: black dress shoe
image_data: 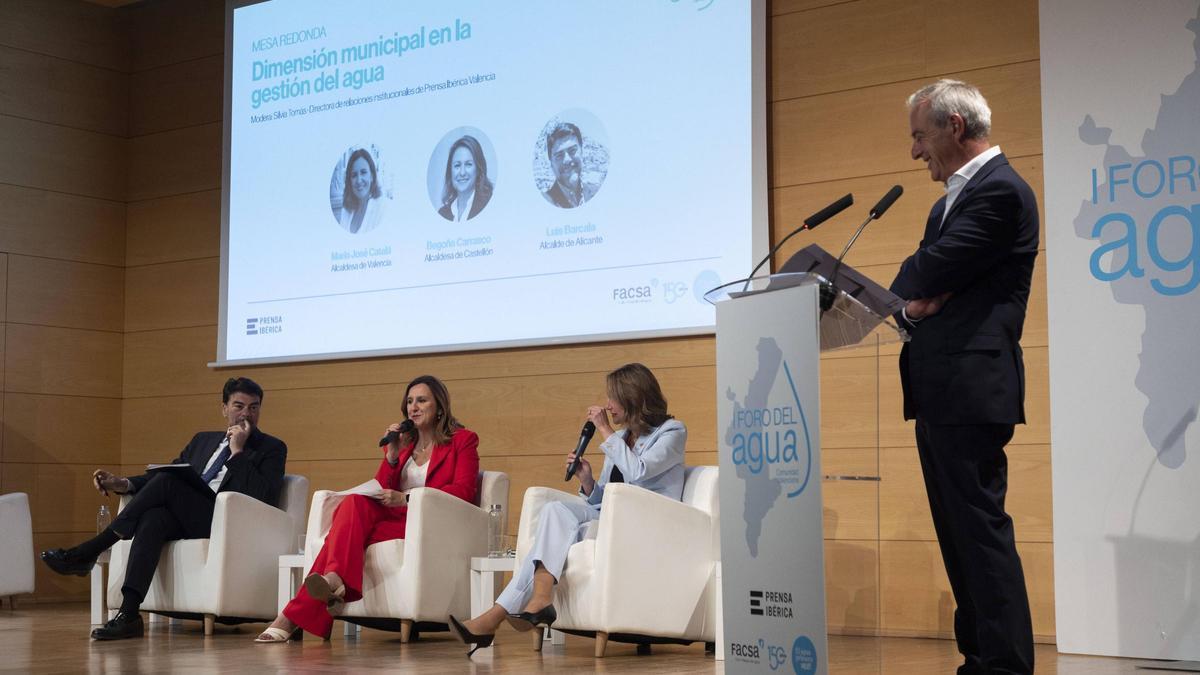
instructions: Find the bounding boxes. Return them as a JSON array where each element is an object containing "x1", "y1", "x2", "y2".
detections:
[
  {"x1": 507, "y1": 604, "x2": 557, "y2": 633},
  {"x1": 91, "y1": 610, "x2": 144, "y2": 641},
  {"x1": 40, "y1": 548, "x2": 95, "y2": 577},
  {"x1": 448, "y1": 614, "x2": 494, "y2": 657}
]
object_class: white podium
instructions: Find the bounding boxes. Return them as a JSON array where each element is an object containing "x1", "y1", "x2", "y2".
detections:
[{"x1": 705, "y1": 268, "x2": 905, "y2": 674}]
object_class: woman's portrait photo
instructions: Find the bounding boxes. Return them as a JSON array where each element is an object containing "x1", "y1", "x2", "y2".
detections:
[
  {"x1": 329, "y1": 145, "x2": 390, "y2": 234},
  {"x1": 427, "y1": 128, "x2": 497, "y2": 222}
]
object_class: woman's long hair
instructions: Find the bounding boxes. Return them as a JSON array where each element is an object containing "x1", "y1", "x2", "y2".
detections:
[
  {"x1": 606, "y1": 363, "x2": 672, "y2": 443},
  {"x1": 342, "y1": 148, "x2": 381, "y2": 212},
  {"x1": 401, "y1": 374, "x2": 463, "y2": 447},
  {"x1": 441, "y1": 135, "x2": 494, "y2": 209}
]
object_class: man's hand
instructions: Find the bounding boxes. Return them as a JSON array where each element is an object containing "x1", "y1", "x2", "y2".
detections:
[
  {"x1": 375, "y1": 489, "x2": 407, "y2": 508},
  {"x1": 92, "y1": 470, "x2": 129, "y2": 497},
  {"x1": 905, "y1": 291, "x2": 953, "y2": 320},
  {"x1": 227, "y1": 419, "x2": 251, "y2": 455}
]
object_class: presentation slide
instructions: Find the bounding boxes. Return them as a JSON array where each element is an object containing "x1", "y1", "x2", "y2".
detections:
[{"x1": 218, "y1": 0, "x2": 765, "y2": 365}]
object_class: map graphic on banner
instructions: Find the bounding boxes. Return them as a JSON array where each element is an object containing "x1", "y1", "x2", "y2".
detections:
[
  {"x1": 1072, "y1": 7, "x2": 1200, "y2": 469},
  {"x1": 722, "y1": 337, "x2": 814, "y2": 557},
  {"x1": 1042, "y1": 0, "x2": 1200, "y2": 660}
]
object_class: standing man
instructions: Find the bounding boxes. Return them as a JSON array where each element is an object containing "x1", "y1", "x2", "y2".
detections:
[
  {"x1": 889, "y1": 79, "x2": 1038, "y2": 674},
  {"x1": 542, "y1": 122, "x2": 599, "y2": 208},
  {"x1": 41, "y1": 377, "x2": 287, "y2": 641}
]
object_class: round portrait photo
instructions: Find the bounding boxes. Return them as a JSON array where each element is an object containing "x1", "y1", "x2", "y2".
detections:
[
  {"x1": 329, "y1": 144, "x2": 392, "y2": 234},
  {"x1": 533, "y1": 110, "x2": 610, "y2": 209},
  {"x1": 426, "y1": 127, "x2": 497, "y2": 222}
]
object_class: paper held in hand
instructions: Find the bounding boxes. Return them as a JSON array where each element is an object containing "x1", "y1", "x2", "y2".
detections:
[{"x1": 332, "y1": 479, "x2": 385, "y2": 499}]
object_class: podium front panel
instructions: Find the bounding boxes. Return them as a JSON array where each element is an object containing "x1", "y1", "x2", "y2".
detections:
[{"x1": 716, "y1": 282, "x2": 828, "y2": 674}]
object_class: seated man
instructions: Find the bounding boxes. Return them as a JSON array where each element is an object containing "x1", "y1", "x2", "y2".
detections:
[{"x1": 41, "y1": 377, "x2": 287, "y2": 641}]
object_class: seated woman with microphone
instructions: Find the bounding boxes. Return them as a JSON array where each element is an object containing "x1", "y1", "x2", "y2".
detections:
[
  {"x1": 448, "y1": 362, "x2": 686, "y2": 656},
  {"x1": 255, "y1": 375, "x2": 480, "y2": 642}
]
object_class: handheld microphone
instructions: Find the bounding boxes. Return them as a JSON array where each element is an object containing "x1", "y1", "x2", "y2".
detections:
[
  {"x1": 378, "y1": 418, "x2": 416, "y2": 447},
  {"x1": 744, "y1": 194, "x2": 853, "y2": 287},
  {"x1": 821, "y1": 185, "x2": 903, "y2": 312},
  {"x1": 564, "y1": 421, "x2": 597, "y2": 481}
]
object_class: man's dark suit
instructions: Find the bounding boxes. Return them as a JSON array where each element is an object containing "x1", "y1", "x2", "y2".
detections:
[
  {"x1": 889, "y1": 153, "x2": 1038, "y2": 675},
  {"x1": 113, "y1": 429, "x2": 287, "y2": 605}
]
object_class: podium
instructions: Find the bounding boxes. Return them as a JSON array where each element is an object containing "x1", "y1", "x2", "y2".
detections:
[{"x1": 704, "y1": 251, "x2": 906, "y2": 674}]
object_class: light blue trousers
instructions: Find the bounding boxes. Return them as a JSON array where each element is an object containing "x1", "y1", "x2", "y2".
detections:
[{"x1": 494, "y1": 499, "x2": 599, "y2": 613}]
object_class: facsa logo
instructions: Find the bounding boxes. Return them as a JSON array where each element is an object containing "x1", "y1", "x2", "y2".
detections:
[
  {"x1": 730, "y1": 640, "x2": 762, "y2": 659},
  {"x1": 612, "y1": 285, "x2": 652, "y2": 303}
]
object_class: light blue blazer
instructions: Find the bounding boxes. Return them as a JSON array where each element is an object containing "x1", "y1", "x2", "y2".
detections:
[{"x1": 584, "y1": 419, "x2": 687, "y2": 507}]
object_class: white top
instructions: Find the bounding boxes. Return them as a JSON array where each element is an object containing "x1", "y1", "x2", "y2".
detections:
[
  {"x1": 399, "y1": 456, "x2": 429, "y2": 492},
  {"x1": 449, "y1": 191, "x2": 475, "y2": 221},
  {"x1": 941, "y1": 145, "x2": 1002, "y2": 228},
  {"x1": 200, "y1": 438, "x2": 230, "y2": 492}
]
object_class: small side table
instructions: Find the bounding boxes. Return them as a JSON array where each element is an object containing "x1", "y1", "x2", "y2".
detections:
[
  {"x1": 278, "y1": 553, "x2": 305, "y2": 613},
  {"x1": 90, "y1": 551, "x2": 111, "y2": 625},
  {"x1": 470, "y1": 555, "x2": 564, "y2": 646}
]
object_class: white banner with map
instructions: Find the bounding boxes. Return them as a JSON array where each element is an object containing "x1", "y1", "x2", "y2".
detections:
[
  {"x1": 1041, "y1": 0, "x2": 1200, "y2": 659},
  {"x1": 715, "y1": 282, "x2": 826, "y2": 673}
]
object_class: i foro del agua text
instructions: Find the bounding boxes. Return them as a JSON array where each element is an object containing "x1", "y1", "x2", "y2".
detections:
[{"x1": 248, "y1": 19, "x2": 473, "y2": 109}]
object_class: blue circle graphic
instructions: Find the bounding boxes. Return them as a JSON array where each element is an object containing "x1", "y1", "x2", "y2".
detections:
[{"x1": 792, "y1": 635, "x2": 818, "y2": 673}]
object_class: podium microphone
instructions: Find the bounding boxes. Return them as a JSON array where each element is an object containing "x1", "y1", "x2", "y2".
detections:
[
  {"x1": 378, "y1": 419, "x2": 416, "y2": 447},
  {"x1": 821, "y1": 185, "x2": 903, "y2": 312},
  {"x1": 564, "y1": 421, "x2": 597, "y2": 481},
  {"x1": 744, "y1": 193, "x2": 853, "y2": 288}
]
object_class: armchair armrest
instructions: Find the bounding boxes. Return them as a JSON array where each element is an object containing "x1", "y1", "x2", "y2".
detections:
[
  {"x1": 594, "y1": 483, "x2": 715, "y2": 635},
  {"x1": 515, "y1": 487, "x2": 588, "y2": 565},
  {"x1": 204, "y1": 491, "x2": 295, "y2": 618},
  {"x1": 401, "y1": 488, "x2": 490, "y2": 614}
]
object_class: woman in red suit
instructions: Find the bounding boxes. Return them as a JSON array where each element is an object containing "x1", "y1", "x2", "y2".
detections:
[{"x1": 255, "y1": 374, "x2": 480, "y2": 642}]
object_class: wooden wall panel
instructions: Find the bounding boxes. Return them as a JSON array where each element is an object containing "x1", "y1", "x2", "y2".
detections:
[
  {"x1": 7, "y1": 256, "x2": 124, "y2": 332},
  {"x1": 3, "y1": 394, "x2": 121, "y2": 465},
  {"x1": 124, "y1": 258, "x2": 218, "y2": 331},
  {"x1": 5, "y1": 324, "x2": 123, "y2": 398},
  {"x1": 771, "y1": 0, "x2": 924, "y2": 101},
  {"x1": 0, "y1": 0, "x2": 128, "y2": 70},
  {"x1": 0, "y1": 185, "x2": 125, "y2": 266},
  {"x1": 825, "y1": 540, "x2": 880, "y2": 633},
  {"x1": 125, "y1": 190, "x2": 220, "y2": 265},
  {"x1": 29, "y1": 462, "x2": 117, "y2": 533},
  {"x1": 822, "y1": 447, "x2": 879, "y2": 541},
  {"x1": 878, "y1": 444, "x2": 1053, "y2": 543},
  {"x1": 126, "y1": 122, "x2": 221, "y2": 201},
  {"x1": 0, "y1": 45, "x2": 127, "y2": 136},
  {"x1": 924, "y1": 0, "x2": 1039, "y2": 75},
  {"x1": 120, "y1": 393, "x2": 222, "y2": 465},
  {"x1": 125, "y1": 0, "x2": 223, "y2": 72},
  {"x1": 771, "y1": 61, "x2": 1042, "y2": 187},
  {"x1": 819, "y1": 356, "x2": 878, "y2": 449},
  {"x1": 129, "y1": 55, "x2": 222, "y2": 136},
  {"x1": 880, "y1": 540, "x2": 1054, "y2": 640},
  {"x1": 0, "y1": 116, "x2": 126, "y2": 201}
]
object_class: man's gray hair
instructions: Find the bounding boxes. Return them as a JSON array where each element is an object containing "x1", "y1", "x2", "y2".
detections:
[{"x1": 907, "y1": 79, "x2": 991, "y2": 140}]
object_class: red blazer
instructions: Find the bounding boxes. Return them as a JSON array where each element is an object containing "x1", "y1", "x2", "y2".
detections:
[{"x1": 374, "y1": 427, "x2": 480, "y2": 506}]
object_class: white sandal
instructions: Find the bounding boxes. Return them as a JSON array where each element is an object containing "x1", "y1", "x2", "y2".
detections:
[{"x1": 254, "y1": 626, "x2": 298, "y2": 643}]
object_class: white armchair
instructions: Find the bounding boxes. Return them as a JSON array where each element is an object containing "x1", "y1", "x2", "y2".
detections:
[
  {"x1": 0, "y1": 493, "x2": 35, "y2": 607},
  {"x1": 514, "y1": 465, "x2": 720, "y2": 656},
  {"x1": 304, "y1": 471, "x2": 509, "y2": 641},
  {"x1": 107, "y1": 474, "x2": 309, "y2": 633}
]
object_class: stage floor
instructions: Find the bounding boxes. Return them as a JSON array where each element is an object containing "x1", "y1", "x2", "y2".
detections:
[{"x1": 0, "y1": 603, "x2": 1151, "y2": 673}]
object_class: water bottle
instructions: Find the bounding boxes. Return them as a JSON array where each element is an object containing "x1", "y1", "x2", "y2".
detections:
[
  {"x1": 487, "y1": 504, "x2": 504, "y2": 557},
  {"x1": 96, "y1": 504, "x2": 111, "y2": 534}
]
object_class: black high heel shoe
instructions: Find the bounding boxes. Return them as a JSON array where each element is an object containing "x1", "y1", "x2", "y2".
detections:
[
  {"x1": 506, "y1": 604, "x2": 557, "y2": 633},
  {"x1": 448, "y1": 614, "x2": 494, "y2": 657}
]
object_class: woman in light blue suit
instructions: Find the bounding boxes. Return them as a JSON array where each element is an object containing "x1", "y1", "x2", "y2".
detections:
[{"x1": 449, "y1": 362, "x2": 686, "y2": 655}]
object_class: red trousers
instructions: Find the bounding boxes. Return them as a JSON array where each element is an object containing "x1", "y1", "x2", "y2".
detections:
[{"x1": 283, "y1": 495, "x2": 408, "y2": 638}]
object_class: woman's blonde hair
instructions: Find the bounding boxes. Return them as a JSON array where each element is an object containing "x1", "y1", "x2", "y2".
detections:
[{"x1": 606, "y1": 362, "x2": 672, "y2": 442}]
